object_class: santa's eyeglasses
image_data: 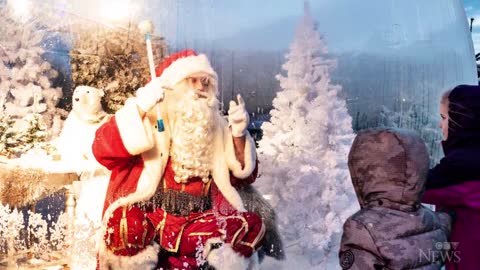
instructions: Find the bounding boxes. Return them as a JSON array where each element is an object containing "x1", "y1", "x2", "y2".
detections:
[{"x1": 186, "y1": 76, "x2": 211, "y2": 87}]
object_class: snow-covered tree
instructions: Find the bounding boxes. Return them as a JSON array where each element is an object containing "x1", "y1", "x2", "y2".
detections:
[
  {"x1": 0, "y1": 203, "x2": 69, "y2": 260},
  {"x1": 0, "y1": 204, "x2": 25, "y2": 254},
  {"x1": 256, "y1": 2, "x2": 358, "y2": 267},
  {"x1": 27, "y1": 211, "x2": 49, "y2": 257},
  {"x1": 0, "y1": 112, "x2": 49, "y2": 157},
  {"x1": 0, "y1": 114, "x2": 16, "y2": 158},
  {"x1": 0, "y1": 8, "x2": 66, "y2": 145},
  {"x1": 6, "y1": 113, "x2": 49, "y2": 156}
]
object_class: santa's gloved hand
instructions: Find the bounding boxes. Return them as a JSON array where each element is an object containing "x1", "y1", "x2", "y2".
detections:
[
  {"x1": 228, "y1": 94, "x2": 249, "y2": 137},
  {"x1": 135, "y1": 78, "x2": 166, "y2": 112}
]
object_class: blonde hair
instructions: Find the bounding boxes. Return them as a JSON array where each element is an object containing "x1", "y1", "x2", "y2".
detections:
[
  {"x1": 440, "y1": 88, "x2": 463, "y2": 130},
  {"x1": 441, "y1": 89, "x2": 452, "y2": 105}
]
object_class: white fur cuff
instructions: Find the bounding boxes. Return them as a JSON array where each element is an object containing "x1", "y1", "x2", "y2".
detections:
[
  {"x1": 225, "y1": 133, "x2": 257, "y2": 179},
  {"x1": 115, "y1": 100, "x2": 155, "y2": 155},
  {"x1": 207, "y1": 244, "x2": 249, "y2": 270},
  {"x1": 99, "y1": 243, "x2": 160, "y2": 270}
]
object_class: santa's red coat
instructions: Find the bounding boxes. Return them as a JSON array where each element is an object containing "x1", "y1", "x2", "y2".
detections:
[{"x1": 92, "y1": 101, "x2": 262, "y2": 269}]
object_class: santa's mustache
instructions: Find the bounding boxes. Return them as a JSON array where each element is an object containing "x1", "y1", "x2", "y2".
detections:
[
  {"x1": 193, "y1": 89, "x2": 209, "y2": 99},
  {"x1": 187, "y1": 89, "x2": 218, "y2": 108}
]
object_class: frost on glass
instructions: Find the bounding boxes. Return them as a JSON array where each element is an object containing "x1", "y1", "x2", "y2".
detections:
[{"x1": 318, "y1": 0, "x2": 477, "y2": 164}]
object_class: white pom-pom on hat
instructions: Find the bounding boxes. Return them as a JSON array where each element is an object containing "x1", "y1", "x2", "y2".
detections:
[{"x1": 138, "y1": 20, "x2": 154, "y2": 34}]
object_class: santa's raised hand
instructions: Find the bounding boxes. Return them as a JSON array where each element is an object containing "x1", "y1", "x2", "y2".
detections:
[
  {"x1": 228, "y1": 94, "x2": 249, "y2": 137},
  {"x1": 135, "y1": 77, "x2": 167, "y2": 113}
]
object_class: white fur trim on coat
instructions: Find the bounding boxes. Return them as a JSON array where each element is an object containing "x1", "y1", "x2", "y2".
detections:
[
  {"x1": 225, "y1": 130, "x2": 257, "y2": 179},
  {"x1": 159, "y1": 54, "x2": 217, "y2": 87},
  {"x1": 206, "y1": 244, "x2": 249, "y2": 270},
  {"x1": 115, "y1": 100, "x2": 155, "y2": 155},
  {"x1": 210, "y1": 117, "x2": 246, "y2": 212},
  {"x1": 99, "y1": 242, "x2": 160, "y2": 270}
]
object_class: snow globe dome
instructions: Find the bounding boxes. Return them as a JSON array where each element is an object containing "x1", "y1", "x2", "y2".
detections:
[
  {"x1": 314, "y1": 0, "x2": 477, "y2": 162},
  {"x1": 0, "y1": 0, "x2": 478, "y2": 269},
  {"x1": 324, "y1": 0, "x2": 477, "y2": 115}
]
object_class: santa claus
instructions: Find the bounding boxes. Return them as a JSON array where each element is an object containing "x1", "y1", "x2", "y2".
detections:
[{"x1": 93, "y1": 49, "x2": 264, "y2": 270}]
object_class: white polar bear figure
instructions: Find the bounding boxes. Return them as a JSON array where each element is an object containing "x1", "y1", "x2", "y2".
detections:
[
  {"x1": 56, "y1": 85, "x2": 110, "y2": 173},
  {"x1": 55, "y1": 86, "x2": 111, "y2": 269}
]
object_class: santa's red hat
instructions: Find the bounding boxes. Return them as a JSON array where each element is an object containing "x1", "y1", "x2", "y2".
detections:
[{"x1": 154, "y1": 49, "x2": 217, "y2": 87}]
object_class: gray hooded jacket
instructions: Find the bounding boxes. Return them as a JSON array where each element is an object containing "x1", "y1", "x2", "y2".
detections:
[{"x1": 339, "y1": 129, "x2": 451, "y2": 270}]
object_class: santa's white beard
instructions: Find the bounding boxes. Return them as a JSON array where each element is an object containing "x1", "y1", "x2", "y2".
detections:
[{"x1": 170, "y1": 90, "x2": 219, "y2": 183}]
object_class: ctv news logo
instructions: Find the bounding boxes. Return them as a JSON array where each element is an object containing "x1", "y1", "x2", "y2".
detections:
[{"x1": 419, "y1": 242, "x2": 461, "y2": 263}]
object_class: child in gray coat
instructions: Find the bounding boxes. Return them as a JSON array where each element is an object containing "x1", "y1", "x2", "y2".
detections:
[{"x1": 339, "y1": 128, "x2": 451, "y2": 270}]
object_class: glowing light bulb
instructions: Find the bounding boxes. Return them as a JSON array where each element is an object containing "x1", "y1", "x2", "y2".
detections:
[
  {"x1": 9, "y1": 0, "x2": 31, "y2": 21},
  {"x1": 99, "y1": 0, "x2": 135, "y2": 22}
]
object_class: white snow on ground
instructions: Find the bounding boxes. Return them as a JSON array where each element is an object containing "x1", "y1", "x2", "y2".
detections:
[{"x1": 261, "y1": 245, "x2": 340, "y2": 270}]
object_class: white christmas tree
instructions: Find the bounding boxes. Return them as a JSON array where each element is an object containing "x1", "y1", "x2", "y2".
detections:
[
  {"x1": 6, "y1": 113, "x2": 49, "y2": 156},
  {"x1": 0, "y1": 113, "x2": 16, "y2": 158},
  {"x1": 0, "y1": 7, "x2": 66, "y2": 145},
  {"x1": 256, "y1": 2, "x2": 358, "y2": 267},
  {"x1": 0, "y1": 204, "x2": 25, "y2": 255}
]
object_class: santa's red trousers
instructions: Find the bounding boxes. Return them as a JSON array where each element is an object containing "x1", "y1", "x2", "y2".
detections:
[{"x1": 105, "y1": 205, "x2": 265, "y2": 269}]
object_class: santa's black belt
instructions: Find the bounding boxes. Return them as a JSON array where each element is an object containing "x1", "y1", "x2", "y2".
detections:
[{"x1": 137, "y1": 189, "x2": 212, "y2": 217}]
